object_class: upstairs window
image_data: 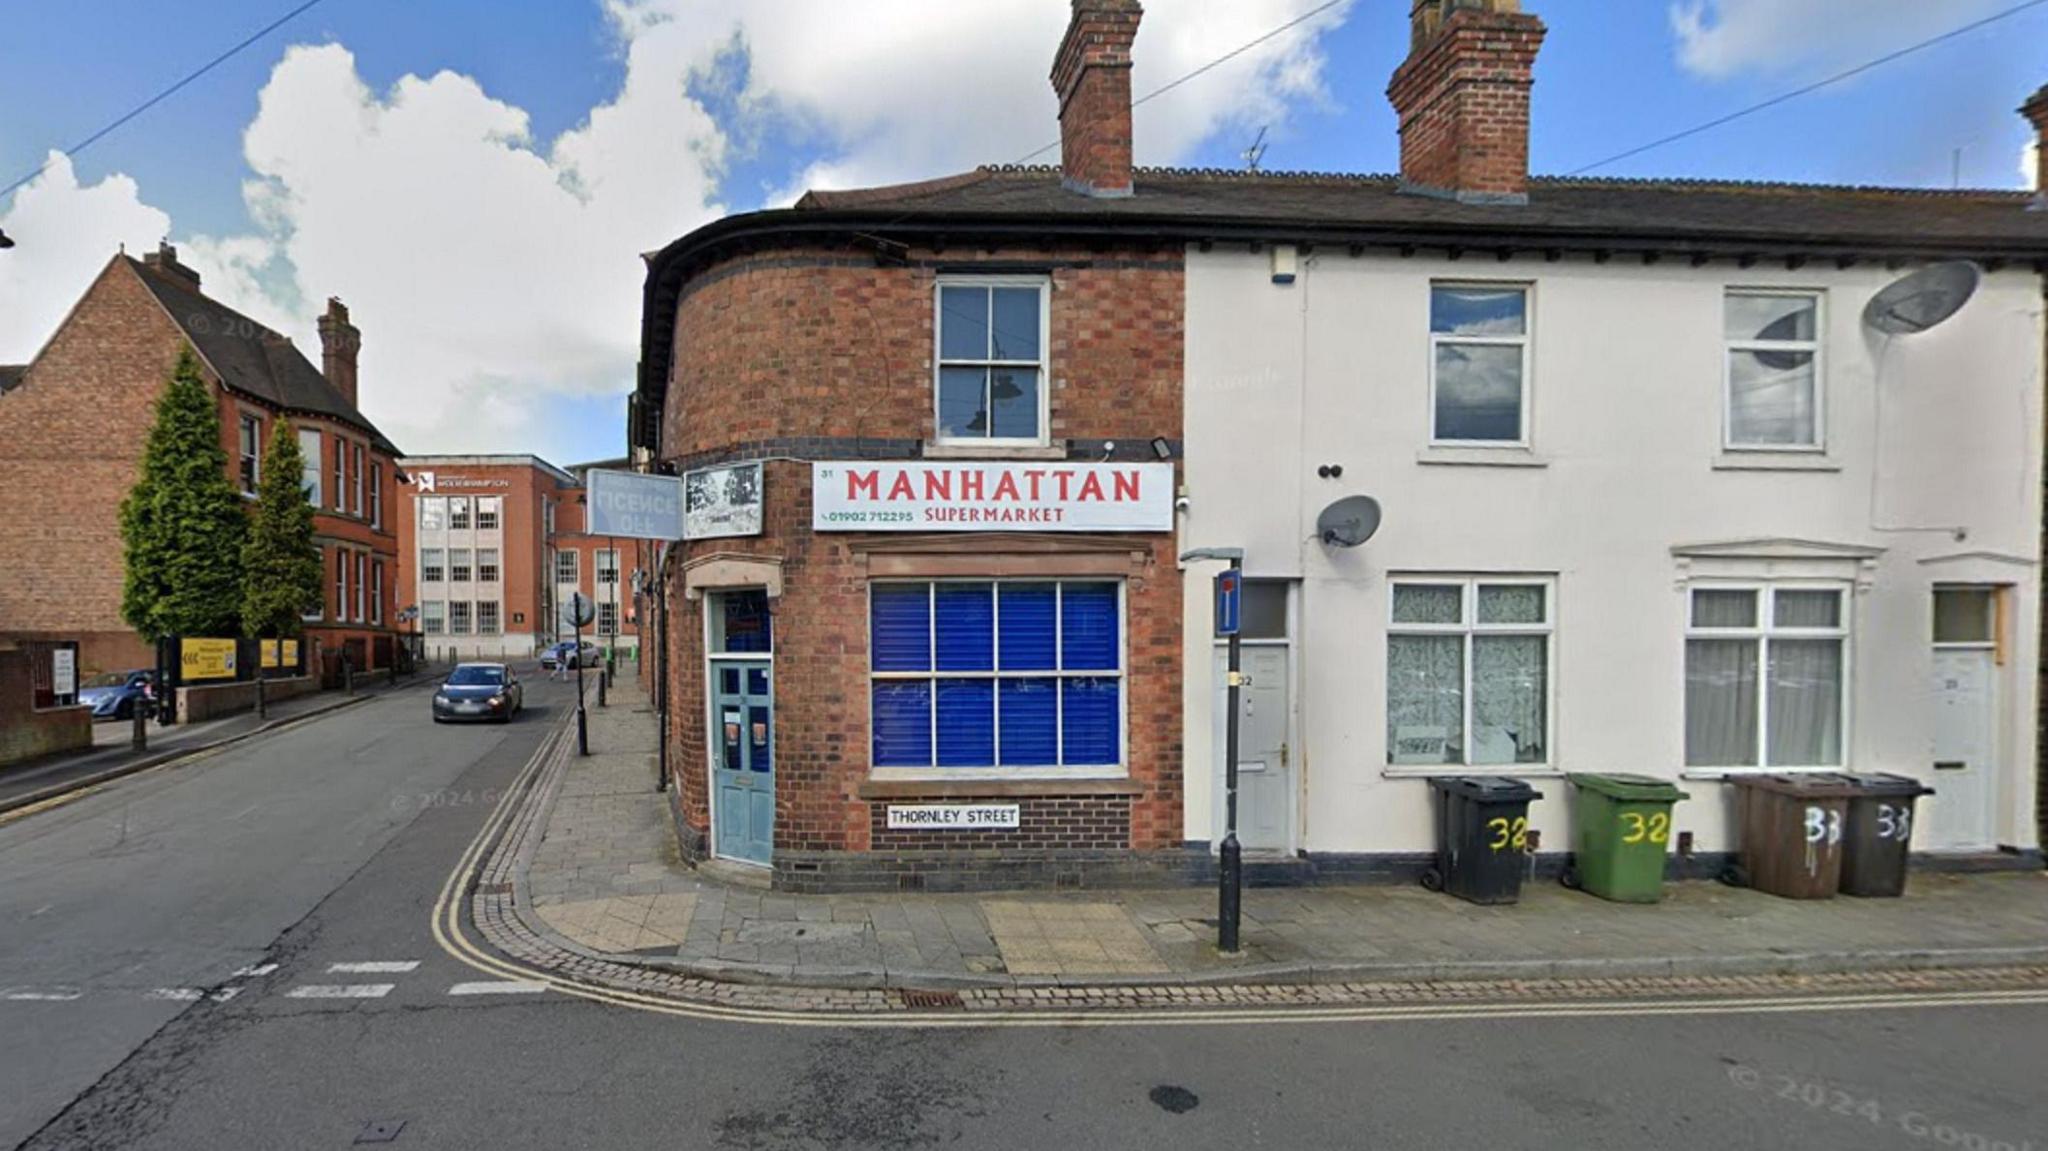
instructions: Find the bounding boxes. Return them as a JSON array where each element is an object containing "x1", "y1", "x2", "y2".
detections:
[
  {"x1": 419, "y1": 497, "x2": 446, "y2": 532},
  {"x1": 449, "y1": 548, "x2": 472, "y2": 583},
  {"x1": 370, "y1": 462, "x2": 383, "y2": 528},
  {"x1": 298, "y1": 428, "x2": 322, "y2": 506},
  {"x1": 332, "y1": 439, "x2": 345, "y2": 512},
  {"x1": 422, "y1": 601, "x2": 445, "y2": 635},
  {"x1": 420, "y1": 548, "x2": 444, "y2": 583},
  {"x1": 478, "y1": 600, "x2": 501, "y2": 635},
  {"x1": 238, "y1": 415, "x2": 261, "y2": 495},
  {"x1": 476, "y1": 496, "x2": 500, "y2": 531},
  {"x1": 555, "y1": 550, "x2": 578, "y2": 585},
  {"x1": 935, "y1": 278, "x2": 1048, "y2": 445},
  {"x1": 597, "y1": 548, "x2": 618, "y2": 584},
  {"x1": 1430, "y1": 285, "x2": 1529, "y2": 444},
  {"x1": 351, "y1": 444, "x2": 365, "y2": 516},
  {"x1": 449, "y1": 601, "x2": 472, "y2": 635},
  {"x1": 870, "y1": 580, "x2": 1123, "y2": 773},
  {"x1": 1725, "y1": 291, "x2": 1821, "y2": 449},
  {"x1": 477, "y1": 548, "x2": 500, "y2": 584},
  {"x1": 449, "y1": 497, "x2": 471, "y2": 531}
]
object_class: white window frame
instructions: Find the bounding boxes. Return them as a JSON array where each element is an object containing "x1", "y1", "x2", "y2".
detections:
[
  {"x1": 332, "y1": 437, "x2": 345, "y2": 512},
  {"x1": 867, "y1": 577, "x2": 1128, "y2": 782},
  {"x1": 449, "y1": 548, "x2": 472, "y2": 583},
  {"x1": 478, "y1": 600, "x2": 501, "y2": 636},
  {"x1": 1722, "y1": 288, "x2": 1825, "y2": 453},
  {"x1": 370, "y1": 461, "x2": 383, "y2": 529},
  {"x1": 476, "y1": 496, "x2": 500, "y2": 531},
  {"x1": 476, "y1": 547, "x2": 499, "y2": 585},
  {"x1": 422, "y1": 600, "x2": 445, "y2": 635},
  {"x1": 448, "y1": 497, "x2": 470, "y2": 531},
  {"x1": 1428, "y1": 282, "x2": 1532, "y2": 448},
  {"x1": 932, "y1": 275, "x2": 1052, "y2": 447},
  {"x1": 598, "y1": 601, "x2": 618, "y2": 636},
  {"x1": 1385, "y1": 575, "x2": 1556, "y2": 773},
  {"x1": 237, "y1": 412, "x2": 262, "y2": 496},
  {"x1": 298, "y1": 428, "x2": 322, "y2": 506},
  {"x1": 556, "y1": 550, "x2": 578, "y2": 586},
  {"x1": 335, "y1": 550, "x2": 348, "y2": 619},
  {"x1": 1684, "y1": 581, "x2": 1851, "y2": 772},
  {"x1": 351, "y1": 443, "x2": 365, "y2": 516},
  {"x1": 597, "y1": 547, "x2": 618, "y2": 585},
  {"x1": 418, "y1": 496, "x2": 446, "y2": 532},
  {"x1": 420, "y1": 547, "x2": 445, "y2": 583},
  {"x1": 371, "y1": 560, "x2": 383, "y2": 626},
  {"x1": 449, "y1": 601, "x2": 472, "y2": 636}
]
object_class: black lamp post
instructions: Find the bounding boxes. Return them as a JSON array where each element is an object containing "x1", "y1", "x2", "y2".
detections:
[{"x1": 1181, "y1": 545, "x2": 1246, "y2": 954}]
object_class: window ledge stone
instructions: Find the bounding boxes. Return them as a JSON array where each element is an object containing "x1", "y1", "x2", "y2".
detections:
[
  {"x1": 1712, "y1": 452, "x2": 1840, "y2": 472},
  {"x1": 857, "y1": 777, "x2": 1142, "y2": 799},
  {"x1": 921, "y1": 442, "x2": 1066, "y2": 461},
  {"x1": 1416, "y1": 446, "x2": 1550, "y2": 468},
  {"x1": 1381, "y1": 766, "x2": 1565, "y2": 780}
]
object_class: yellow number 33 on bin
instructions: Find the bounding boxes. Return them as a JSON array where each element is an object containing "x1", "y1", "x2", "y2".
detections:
[
  {"x1": 1485, "y1": 816, "x2": 1529, "y2": 852},
  {"x1": 1619, "y1": 812, "x2": 1670, "y2": 845}
]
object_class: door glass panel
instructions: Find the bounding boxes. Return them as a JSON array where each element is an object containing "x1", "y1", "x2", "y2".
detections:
[
  {"x1": 1934, "y1": 589, "x2": 1995, "y2": 643},
  {"x1": 1240, "y1": 581, "x2": 1288, "y2": 639},
  {"x1": 748, "y1": 703, "x2": 772, "y2": 773},
  {"x1": 721, "y1": 666, "x2": 740, "y2": 694},
  {"x1": 720, "y1": 706, "x2": 743, "y2": 771},
  {"x1": 747, "y1": 667, "x2": 769, "y2": 696}
]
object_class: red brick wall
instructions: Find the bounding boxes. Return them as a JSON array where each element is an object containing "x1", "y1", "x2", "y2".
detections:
[
  {"x1": 1051, "y1": 0, "x2": 1141, "y2": 197},
  {"x1": 659, "y1": 243, "x2": 1185, "y2": 876},
  {"x1": 0, "y1": 647, "x2": 93, "y2": 767},
  {"x1": 1387, "y1": 6, "x2": 1546, "y2": 199}
]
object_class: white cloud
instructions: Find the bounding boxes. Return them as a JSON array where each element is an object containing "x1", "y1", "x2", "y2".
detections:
[
  {"x1": 0, "y1": 154, "x2": 172, "y2": 363},
  {"x1": 1669, "y1": 0, "x2": 2009, "y2": 79},
  {"x1": 3, "y1": 2, "x2": 1349, "y2": 454}
]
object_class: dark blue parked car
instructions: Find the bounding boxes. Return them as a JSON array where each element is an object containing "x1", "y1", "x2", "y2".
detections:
[{"x1": 77, "y1": 669, "x2": 155, "y2": 721}]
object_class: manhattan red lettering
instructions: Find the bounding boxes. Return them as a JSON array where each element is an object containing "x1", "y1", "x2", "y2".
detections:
[
  {"x1": 960, "y1": 470, "x2": 985, "y2": 501},
  {"x1": 923, "y1": 470, "x2": 951, "y2": 501},
  {"x1": 993, "y1": 472, "x2": 1020, "y2": 501},
  {"x1": 1113, "y1": 471, "x2": 1140, "y2": 502},
  {"x1": 1055, "y1": 471, "x2": 1073, "y2": 500},
  {"x1": 887, "y1": 472, "x2": 917, "y2": 500},
  {"x1": 1078, "y1": 472, "x2": 1105, "y2": 502},
  {"x1": 848, "y1": 470, "x2": 879, "y2": 500},
  {"x1": 1023, "y1": 470, "x2": 1046, "y2": 500}
]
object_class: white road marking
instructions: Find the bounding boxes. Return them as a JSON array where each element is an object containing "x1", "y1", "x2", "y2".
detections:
[
  {"x1": 285, "y1": 984, "x2": 395, "y2": 999},
  {"x1": 448, "y1": 980, "x2": 547, "y2": 996},
  {"x1": 2, "y1": 989, "x2": 83, "y2": 1002},
  {"x1": 210, "y1": 987, "x2": 241, "y2": 1002},
  {"x1": 326, "y1": 961, "x2": 419, "y2": 974},
  {"x1": 233, "y1": 963, "x2": 278, "y2": 978},
  {"x1": 145, "y1": 988, "x2": 203, "y2": 1001}
]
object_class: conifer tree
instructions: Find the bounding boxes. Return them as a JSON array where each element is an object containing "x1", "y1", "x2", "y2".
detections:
[
  {"x1": 119, "y1": 346, "x2": 249, "y2": 641},
  {"x1": 241, "y1": 420, "x2": 324, "y2": 638}
]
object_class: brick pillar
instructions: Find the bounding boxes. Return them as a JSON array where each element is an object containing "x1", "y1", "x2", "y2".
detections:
[
  {"x1": 1387, "y1": 0, "x2": 1546, "y2": 204},
  {"x1": 1051, "y1": 0, "x2": 1142, "y2": 199}
]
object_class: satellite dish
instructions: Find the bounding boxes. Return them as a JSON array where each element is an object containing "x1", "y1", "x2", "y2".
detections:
[
  {"x1": 1316, "y1": 495, "x2": 1382, "y2": 548},
  {"x1": 1863, "y1": 261, "x2": 1980, "y2": 335}
]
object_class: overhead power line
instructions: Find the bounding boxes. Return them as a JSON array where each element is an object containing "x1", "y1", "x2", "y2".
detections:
[
  {"x1": 2, "y1": 0, "x2": 331, "y2": 202},
  {"x1": 1013, "y1": 0, "x2": 1350, "y2": 166},
  {"x1": 1568, "y1": 0, "x2": 2048, "y2": 176}
]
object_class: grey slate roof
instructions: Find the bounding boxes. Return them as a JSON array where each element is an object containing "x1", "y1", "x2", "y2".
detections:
[
  {"x1": 794, "y1": 166, "x2": 2048, "y2": 257},
  {"x1": 127, "y1": 257, "x2": 400, "y2": 455}
]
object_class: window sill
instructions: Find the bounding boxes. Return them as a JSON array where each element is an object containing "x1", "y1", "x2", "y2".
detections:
[
  {"x1": 1381, "y1": 766, "x2": 1564, "y2": 780},
  {"x1": 858, "y1": 777, "x2": 1141, "y2": 799},
  {"x1": 1415, "y1": 446, "x2": 1550, "y2": 468},
  {"x1": 1712, "y1": 452, "x2": 1840, "y2": 473},
  {"x1": 921, "y1": 442, "x2": 1066, "y2": 461}
]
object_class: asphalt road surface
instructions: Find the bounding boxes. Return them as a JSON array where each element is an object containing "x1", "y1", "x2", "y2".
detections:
[{"x1": 3, "y1": 676, "x2": 2043, "y2": 1151}]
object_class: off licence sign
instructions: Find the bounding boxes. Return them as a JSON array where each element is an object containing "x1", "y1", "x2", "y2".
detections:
[
  {"x1": 586, "y1": 469, "x2": 685, "y2": 540},
  {"x1": 812, "y1": 461, "x2": 1173, "y2": 533}
]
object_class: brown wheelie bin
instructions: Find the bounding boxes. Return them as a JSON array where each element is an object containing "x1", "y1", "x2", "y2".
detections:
[{"x1": 1724, "y1": 773, "x2": 1858, "y2": 899}]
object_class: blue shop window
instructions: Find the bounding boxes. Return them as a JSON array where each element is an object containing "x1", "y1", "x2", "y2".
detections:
[{"x1": 869, "y1": 579, "x2": 1123, "y2": 771}]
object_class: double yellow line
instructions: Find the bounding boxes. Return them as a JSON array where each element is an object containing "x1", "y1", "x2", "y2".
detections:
[{"x1": 430, "y1": 717, "x2": 2048, "y2": 1029}]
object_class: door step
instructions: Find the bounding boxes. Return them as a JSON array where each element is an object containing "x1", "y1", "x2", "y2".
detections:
[{"x1": 698, "y1": 857, "x2": 774, "y2": 890}]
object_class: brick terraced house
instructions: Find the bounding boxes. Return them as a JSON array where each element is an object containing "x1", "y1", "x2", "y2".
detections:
[
  {"x1": 0, "y1": 244, "x2": 403, "y2": 678},
  {"x1": 635, "y1": 0, "x2": 2048, "y2": 889}
]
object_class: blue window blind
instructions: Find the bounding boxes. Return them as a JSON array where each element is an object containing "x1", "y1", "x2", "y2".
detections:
[{"x1": 870, "y1": 580, "x2": 1122, "y2": 770}]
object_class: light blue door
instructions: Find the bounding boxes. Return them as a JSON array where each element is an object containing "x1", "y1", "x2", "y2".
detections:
[{"x1": 712, "y1": 661, "x2": 774, "y2": 865}]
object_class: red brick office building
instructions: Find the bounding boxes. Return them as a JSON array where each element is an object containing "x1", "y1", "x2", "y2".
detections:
[
  {"x1": 393, "y1": 454, "x2": 644, "y2": 660},
  {"x1": 635, "y1": 0, "x2": 1185, "y2": 890},
  {"x1": 0, "y1": 245, "x2": 403, "y2": 677}
]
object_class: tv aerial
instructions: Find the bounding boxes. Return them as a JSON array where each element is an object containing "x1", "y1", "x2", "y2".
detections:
[
  {"x1": 1242, "y1": 126, "x2": 1269, "y2": 172},
  {"x1": 1862, "y1": 261, "x2": 1980, "y2": 335},
  {"x1": 1316, "y1": 495, "x2": 1382, "y2": 548}
]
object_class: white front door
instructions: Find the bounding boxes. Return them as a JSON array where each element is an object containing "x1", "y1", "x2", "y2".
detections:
[
  {"x1": 1927, "y1": 647, "x2": 1998, "y2": 851},
  {"x1": 1214, "y1": 644, "x2": 1292, "y2": 852}
]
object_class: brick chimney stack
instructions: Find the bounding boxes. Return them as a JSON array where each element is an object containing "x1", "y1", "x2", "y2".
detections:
[
  {"x1": 140, "y1": 241, "x2": 201, "y2": 289},
  {"x1": 317, "y1": 297, "x2": 361, "y2": 409},
  {"x1": 2022, "y1": 84, "x2": 2048, "y2": 201},
  {"x1": 1387, "y1": 0, "x2": 1547, "y2": 204},
  {"x1": 1051, "y1": 0, "x2": 1142, "y2": 199}
]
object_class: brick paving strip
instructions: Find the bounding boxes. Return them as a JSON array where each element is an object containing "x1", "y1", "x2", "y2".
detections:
[{"x1": 463, "y1": 690, "x2": 2048, "y2": 1016}]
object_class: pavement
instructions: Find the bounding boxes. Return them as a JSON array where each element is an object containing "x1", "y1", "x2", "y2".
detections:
[
  {"x1": 0, "y1": 666, "x2": 437, "y2": 816},
  {"x1": 502, "y1": 680, "x2": 2048, "y2": 996},
  {"x1": 5, "y1": 666, "x2": 2046, "y2": 1149}
]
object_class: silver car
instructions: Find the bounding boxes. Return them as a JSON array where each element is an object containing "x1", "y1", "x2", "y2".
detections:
[{"x1": 431, "y1": 663, "x2": 523, "y2": 723}]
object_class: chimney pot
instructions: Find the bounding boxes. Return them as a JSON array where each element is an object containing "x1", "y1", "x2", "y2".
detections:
[
  {"x1": 2021, "y1": 84, "x2": 2048, "y2": 199},
  {"x1": 317, "y1": 296, "x2": 362, "y2": 410},
  {"x1": 140, "y1": 241, "x2": 201, "y2": 289},
  {"x1": 1389, "y1": 0, "x2": 1544, "y2": 204},
  {"x1": 1051, "y1": 0, "x2": 1143, "y2": 199}
]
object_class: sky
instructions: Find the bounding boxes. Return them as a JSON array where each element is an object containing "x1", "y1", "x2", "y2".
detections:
[{"x1": 1, "y1": 0, "x2": 2044, "y2": 466}]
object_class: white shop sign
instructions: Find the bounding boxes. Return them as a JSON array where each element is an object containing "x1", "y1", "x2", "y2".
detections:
[
  {"x1": 51, "y1": 648, "x2": 76, "y2": 697},
  {"x1": 885, "y1": 804, "x2": 1022, "y2": 830},
  {"x1": 812, "y1": 461, "x2": 1173, "y2": 533}
]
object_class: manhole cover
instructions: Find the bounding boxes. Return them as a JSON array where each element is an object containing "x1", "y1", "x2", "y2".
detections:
[
  {"x1": 899, "y1": 989, "x2": 964, "y2": 1010},
  {"x1": 1149, "y1": 1086, "x2": 1199, "y2": 1114},
  {"x1": 354, "y1": 1118, "x2": 406, "y2": 1144}
]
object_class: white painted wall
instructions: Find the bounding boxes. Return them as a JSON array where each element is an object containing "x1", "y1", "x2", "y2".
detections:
[{"x1": 1182, "y1": 247, "x2": 2044, "y2": 857}]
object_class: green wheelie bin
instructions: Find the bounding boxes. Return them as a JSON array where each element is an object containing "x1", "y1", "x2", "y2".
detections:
[{"x1": 1562, "y1": 773, "x2": 1690, "y2": 903}]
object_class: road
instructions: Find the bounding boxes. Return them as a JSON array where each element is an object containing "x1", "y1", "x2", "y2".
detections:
[{"x1": 3, "y1": 676, "x2": 2044, "y2": 1150}]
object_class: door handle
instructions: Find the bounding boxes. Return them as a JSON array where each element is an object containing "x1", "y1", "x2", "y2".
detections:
[{"x1": 1279, "y1": 741, "x2": 1289, "y2": 768}]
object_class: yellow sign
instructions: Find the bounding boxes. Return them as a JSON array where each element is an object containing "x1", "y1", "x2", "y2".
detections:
[
  {"x1": 180, "y1": 638, "x2": 238, "y2": 681},
  {"x1": 259, "y1": 639, "x2": 299, "y2": 670}
]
